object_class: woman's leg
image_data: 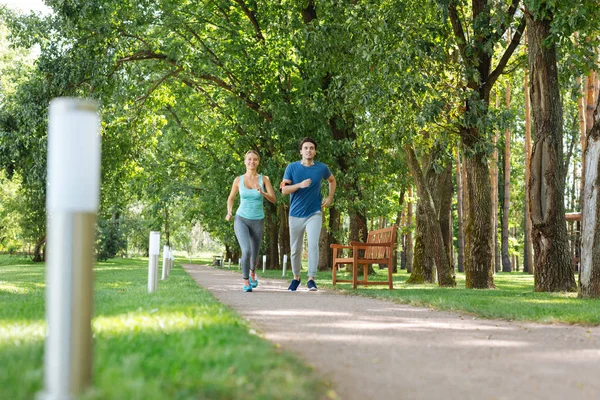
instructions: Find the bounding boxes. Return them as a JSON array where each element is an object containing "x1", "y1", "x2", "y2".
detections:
[
  {"x1": 247, "y1": 218, "x2": 264, "y2": 275},
  {"x1": 234, "y1": 215, "x2": 252, "y2": 280}
]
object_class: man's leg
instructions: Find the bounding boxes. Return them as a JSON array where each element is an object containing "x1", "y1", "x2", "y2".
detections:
[
  {"x1": 289, "y1": 216, "x2": 306, "y2": 279},
  {"x1": 305, "y1": 212, "x2": 322, "y2": 280}
]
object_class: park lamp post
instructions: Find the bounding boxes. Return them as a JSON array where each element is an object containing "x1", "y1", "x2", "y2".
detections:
[
  {"x1": 40, "y1": 98, "x2": 101, "y2": 400},
  {"x1": 148, "y1": 232, "x2": 161, "y2": 292},
  {"x1": 161, "y1": 245, "x2": 169, "y2": 281}
]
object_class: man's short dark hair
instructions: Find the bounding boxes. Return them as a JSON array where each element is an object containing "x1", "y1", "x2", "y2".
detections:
[{"x1": 299, "y1": 137, "x2": 317, "y2": 150}]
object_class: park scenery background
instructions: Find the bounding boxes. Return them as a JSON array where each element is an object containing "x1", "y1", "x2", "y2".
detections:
[{"x1": 1, "y1": 0, "x2": 600, "y2": 398}]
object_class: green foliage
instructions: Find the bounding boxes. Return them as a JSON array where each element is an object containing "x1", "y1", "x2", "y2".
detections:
[{"x1": 96, "y1": 212, "x2": 127, "y2": 261}]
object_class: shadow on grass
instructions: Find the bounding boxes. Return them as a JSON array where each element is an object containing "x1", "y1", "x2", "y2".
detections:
[{"x1": 0, "y1": 256, "x2": 328, "y2": 400}]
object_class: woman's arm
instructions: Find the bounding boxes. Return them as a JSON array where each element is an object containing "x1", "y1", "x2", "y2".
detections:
[
  {"x1": 260, "y1": 176, "x2": 277, "y2": 204},
  {"x1": 225, "y1": 177, "x2": 240, "y2": 221}
]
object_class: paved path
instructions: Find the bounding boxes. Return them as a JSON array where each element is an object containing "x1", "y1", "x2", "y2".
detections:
[{"x1": 183, "y1": 264, "x2": 600, "y2": 400}]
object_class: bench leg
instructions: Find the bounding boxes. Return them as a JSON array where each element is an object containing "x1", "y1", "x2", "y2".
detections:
[{"x1": 332, "y1": 262, "x2": 337, "y2": 286}]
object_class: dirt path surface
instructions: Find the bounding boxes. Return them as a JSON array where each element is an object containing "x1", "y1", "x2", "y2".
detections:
[{"x1": 183, "y1": 264, "x2": 600, "y2": 400}]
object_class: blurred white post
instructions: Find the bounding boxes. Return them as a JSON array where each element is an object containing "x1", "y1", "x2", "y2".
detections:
[
  {"x1": 282, "y1": 254, "x2": 288, "y2": 277},
  {"x1": 262, "y1": 255, "x2": 267, "y2": 273},
  {"x1": 40, "y1": 98, "x2": 100, "y2": 400},
  {"x1": 161, "y1": 245, "x2": 169, "y2": 281},
  {"x1": 238, "y1": 258, "x2": 241, "y2": 270},
  {"x1": 148, "y1": 232, "x2": 160, "y2": 292},
  {"x1": 228, "y1": 258, "x2": 231, "y2": 269}
]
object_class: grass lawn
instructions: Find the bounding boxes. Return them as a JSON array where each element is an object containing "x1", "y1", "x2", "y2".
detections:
[
  {"x1": 235, "y1": 262, "x2": 600, "y2": 326},
  {"x1": 0, "y1": 255, "x2": 329, "y2": 400}
]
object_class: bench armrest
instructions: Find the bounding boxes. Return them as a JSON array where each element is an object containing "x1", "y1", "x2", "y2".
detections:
[{"x1": 330, "y1": 244, "x2": 352, "y2": 249}]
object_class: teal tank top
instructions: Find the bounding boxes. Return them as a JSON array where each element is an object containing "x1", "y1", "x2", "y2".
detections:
[{"x1": 236, "y1": 175, "x2": 265, "y2": 220}]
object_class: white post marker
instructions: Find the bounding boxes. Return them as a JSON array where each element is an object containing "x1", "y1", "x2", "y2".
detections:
[
  {"x1": 228, "y1": 258, "x2": 231, "y2": 269},
  {"x1": 148, "y1": 232, "x2": 160, "y2": 292},
  {"x1": 262, "y1": 255, "x2": 267, "y2": 273},
  {"x1": 282, "y1": 254, "x2": 288, "y2": 277},
  {"x1": 41, "y1": 98, "x2": 101, "y2": 400},
  {"x1": 161, "y1": 245, "x2": 169, "y2": 281},
  {"x1": 238, "y1": 258, "x2": 241, "y2": 270}
]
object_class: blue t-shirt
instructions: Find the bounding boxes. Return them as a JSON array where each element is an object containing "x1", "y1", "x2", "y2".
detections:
[
  {"x1": 283, "y1": 161, "x2": 331, "y2": 218},
  {"x1": 236, "y1": 175, "x2": 265, "y2": 220}
]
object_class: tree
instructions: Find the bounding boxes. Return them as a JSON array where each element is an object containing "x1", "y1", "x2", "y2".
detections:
[
  {"x1": 525, "y1": 3, "x2": 576, "y2": 292},
  {"x1": 580, "y1": 91, "x2": 600, "y2": 297},
  {"x1": 406, "y1": 145, "x2": 456, "y2": 286},
  {"x1": 444, "y1": 0, "x2": 526, "y2": 288}
]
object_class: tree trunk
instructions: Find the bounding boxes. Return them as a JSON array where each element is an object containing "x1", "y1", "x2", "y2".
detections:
[
  {"x1": 502, "y1": 81, "x2": 513, "y2": 272},
  {"x1": 492, "y1": 91, "x2": 500, "y2": 273},
  {"x1": 581, "y1": 73, "x2": 597, "y2": 200},
  {"x1": 406, "y1": 186, "x2": 414, "y2": 273},
  {"x1": 164, "y1": 207, "x2": 170, "y2": 246},
  {"x1": 526, "y1": 10, "x2": 576, "y2": 292},
  {"x1": 318, "y1": 207, "x2": 340, "y2": 271},
  {"x1": 437, "y1": 163, "x2": 454, "y2": 273},
  {"x1": 580, "y1": 93, "x2": 600, "y2": 297},
  {"x1": 393, "y1": 193, "x2": 405, "y2": 273},
  {"x1": 456, "y1": 150, "x2": 465, "y2": 273},
  {"x1": 463, "y1": 141, "x2": 495, "y2": 289},
  {"x1": 400, "y1": 206, "x2": 407, "y2": 270},
  {"x1": 524, "y1": 65, "x2": 534, "y2": 274},
  {"x1": 406, "y1": 145, "x2": 455, "y2": 287},
  {"x1": 409, "y1": 202, "x2": 436, "y2": 283},
  {"x1": 279, "y1": 204, "x2": 290, "y2": 264},
  {"x1": 266, "y1": 202, "x2": 279, "y2": 270},
  {"x1": 32, "y1": 235, "x2": 46, "y2": 262},
  {"x1": 318, "y1": 224, "x2": 329, "y2": 271},
  {"x1": 350, "y1": 209, "x2": 373, "y2": 275}
]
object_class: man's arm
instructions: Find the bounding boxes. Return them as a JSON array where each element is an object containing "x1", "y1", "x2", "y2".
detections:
[
  {"x1": 281, "y1": 178, "x2": 311, "y2": 195},
  {"x1": 321, "y1": 174, "x2": 336, "y2": 208}
]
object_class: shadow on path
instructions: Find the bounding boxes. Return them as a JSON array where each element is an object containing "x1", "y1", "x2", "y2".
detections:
[{"x1": 183, "y1": 264, "x2": 600, "y2": 400}]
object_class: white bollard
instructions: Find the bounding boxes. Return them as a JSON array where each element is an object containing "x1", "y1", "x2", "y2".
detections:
[
  {"x1": 262, "y1": 255, "x2": 267, "y2": 273},
  {"x1": 282, "y1": 254, "x2": 288, "y2": 277},
  {"x1": 161, "y1": 245, "x2": 169, "y2": 281},
  {"x1": 228, "y1": 258, "x2": 231, "y2": 269},
  {"x1": 40, "y1": 98, "x2": 101, "y2": 400},
  {"x1": 238, "y1": 258, "x2": 241, "y2": 270},
  {"x1": 148, "y1": 232, "x2": 160, "y2": 292}
]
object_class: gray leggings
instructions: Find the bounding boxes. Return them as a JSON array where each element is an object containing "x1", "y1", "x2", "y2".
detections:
[
  {"x1": 289, "y1": 212, "x2": 322, "y2": 277},
  {"x1": 234, "y1": 215, "x2": 264, "y2": 280}
]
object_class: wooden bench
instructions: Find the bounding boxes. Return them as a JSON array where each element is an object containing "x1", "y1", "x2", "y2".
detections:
[
  {"x1": 330, "y1": 225, "x2": 397, "y2": 289},
  {"x1": 212, "y1": 255, "x2": 223, "y2": 267}
]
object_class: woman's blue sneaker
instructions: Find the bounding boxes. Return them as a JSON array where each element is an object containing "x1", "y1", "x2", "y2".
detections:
[
  {"x1": 243, "y1": 283, "x2": 252, "y2": 292},
  {"x1": 250, "y1": 273, "x2": 258, "y2": 288}
]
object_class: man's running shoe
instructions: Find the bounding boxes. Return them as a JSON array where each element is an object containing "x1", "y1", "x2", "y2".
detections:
[
  {"x1": 307, "y1": 280, "x2": 318, "y2": 291},
  {"x1": 288, "y1": 279, "x2": 301, "y2": 291}
]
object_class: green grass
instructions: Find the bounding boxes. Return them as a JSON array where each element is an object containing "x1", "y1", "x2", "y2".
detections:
[
  {"x1": 230, "y1": 262, "x2": 600, "y2": 326},
  {"x1": 0, "y1": 255, "x2": 329, "y2": 400}
]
